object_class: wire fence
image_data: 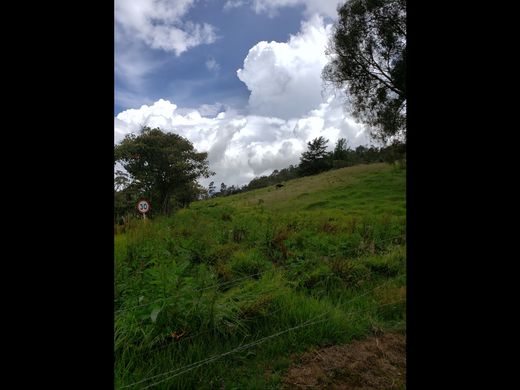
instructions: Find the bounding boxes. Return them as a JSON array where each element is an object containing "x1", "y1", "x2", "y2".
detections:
[
  {"x1": 119, "y1": 296, "x2": 406, "y2": 389},
  {"x1": 115, "y1": 233, "x2": 406, "y2": 388},
  {"x1": 120, "y1": 272, "x2": 402, "y2": 359}
]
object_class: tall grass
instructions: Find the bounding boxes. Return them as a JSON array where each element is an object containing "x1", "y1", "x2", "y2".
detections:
[{"x1": 115, "y1": 163, "x2": 406, "y2": 389}]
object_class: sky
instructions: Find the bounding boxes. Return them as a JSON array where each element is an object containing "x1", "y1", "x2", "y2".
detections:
[{"x1": 115, "y1": 0, "x2": 372, "y2": 188}]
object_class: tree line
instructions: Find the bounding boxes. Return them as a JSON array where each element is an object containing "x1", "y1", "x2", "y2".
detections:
[
  {"x1": 211, "y1": 136, "x2": 405, "y2": 198},
  {"x1": 115, "y1": 128, "x2": 404, "y2": 220}
]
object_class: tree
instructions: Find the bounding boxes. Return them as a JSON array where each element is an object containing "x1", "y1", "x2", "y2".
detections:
[
  {"x1": 114, "y1": 170, "x2": 131, "y2": 192},
  {"x1": 299, "y1": 136, "x2": 332, "y2": 176},
  {"x1": 220, "y1": 182, "x2": 227, "y2": 196},
  {"x1": 381, "y1": 140, "x2": 406, "y2": 164},
  {"x1": 323, "y1": 0, "x2": 406, "y2": 143},
  {"x1": 114, "y1": 127, "x2": 214, "y2": 215},
  {"x1": 208, "y1": 181, "x2": 216, "y2": 197},
  {"x1": 355, "y1": 145, "x2": 368, "y2": 157},
  {"x1": 333, "y1": 138, "x2": 351, "y2": 161},
  {"x1": 114, "y1": 169, "x2": 142, "y2": 219},
  {"x1": 331, "y1": 138, "x2": 353, "y2": 168}
]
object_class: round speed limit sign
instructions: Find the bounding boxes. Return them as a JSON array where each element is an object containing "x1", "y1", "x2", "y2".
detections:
[{"x1": 136, "y1": 199, "x2": 151, "y2": 214}]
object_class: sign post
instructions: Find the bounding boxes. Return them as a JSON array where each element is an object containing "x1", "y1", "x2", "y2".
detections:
[{"x1": 136, "y1": 198, "x2": 151, "y2": 220}]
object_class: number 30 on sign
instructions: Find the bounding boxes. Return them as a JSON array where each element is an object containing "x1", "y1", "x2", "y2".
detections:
[{"x1": 136, "y1": 199, "x2": 151, "y2": 214}]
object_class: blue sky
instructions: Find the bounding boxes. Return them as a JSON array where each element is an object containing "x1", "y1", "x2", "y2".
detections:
[
  {"x1": 115, "y1": 0, "x2": 370, "y2": 187},
  {"x1": 115, "y1": 1, "x2": 307, "y2": 114}
]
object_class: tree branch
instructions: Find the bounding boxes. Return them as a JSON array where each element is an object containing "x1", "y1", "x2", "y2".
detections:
[{"x1": 349, "y1": 54, "x2": 404, "y2": 97}]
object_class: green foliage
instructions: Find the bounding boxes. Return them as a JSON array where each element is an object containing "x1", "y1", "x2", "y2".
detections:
[
  {"x1": 365, "y1": 246, "x2": 404, "y2": 277},
  {"x1": 228, "y1": 250, "x2": 273, "y2": 277},
  {"x1": 246, "y1": 165, "x2": 299, "y2": 191},
  {"x1": 329, "y1": 259, "x2": 371, "y2": 289},
  {"x1": 299, "y1": 136, "x2": 332, "y2": 176},
  {"x1": 114, "y1": 126, "x2": 214, "y2": 217},
  {"x1": 237, "y1": 141, "x2": 404, "y2": 196},
  {"x1": 323, "y1": 0, "x2": 406, "y2": 143},
  {"x1": 299, "y1": 263, "x2": 335, "y2": 290},
  {"x1": 382, "y1": 141, "x2": 406, "y2": 166},
  {"x1": 114, "y1": 163, "x2": 405, "y2": 389}
]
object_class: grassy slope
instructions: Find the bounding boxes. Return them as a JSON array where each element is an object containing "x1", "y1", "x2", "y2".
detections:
[{"x1": 115, "y1": 163, "x2": 406, "y2": 389}]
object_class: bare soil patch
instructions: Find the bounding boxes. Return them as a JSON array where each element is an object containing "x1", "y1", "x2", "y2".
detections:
[{"x1": 283, "y1": 331, "x2": 405, "y2": 389}]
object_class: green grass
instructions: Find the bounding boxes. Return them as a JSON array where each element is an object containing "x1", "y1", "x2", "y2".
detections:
[{"x1": 114, "y1": 163, "x2": 406, "y2": 389}]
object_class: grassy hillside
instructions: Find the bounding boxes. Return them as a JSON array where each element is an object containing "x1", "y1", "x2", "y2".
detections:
[{"x1": 114, "y1": 163, "x2": 406, "y2": 389}]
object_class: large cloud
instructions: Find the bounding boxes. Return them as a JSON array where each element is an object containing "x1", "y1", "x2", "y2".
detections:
[
  {"x1": 115, "y1": 96, "x2": 368, "y2": 188},
  {"x1": 237, "y1": 15, "x2": 331, "y2": 120},
  {"x1": 115, "y1": 16, "x2": 370, "y2": 188},
  {"x1": 115, "y1": 0, "x2": 217, "y2": 55},
  {"x1": 115, "y1": 0, "x2": 218, "y2": 112}
]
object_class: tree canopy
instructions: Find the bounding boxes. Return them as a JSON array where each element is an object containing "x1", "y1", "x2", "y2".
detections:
[
  {"x1": 114, "y1": 127, "x2": 213, "y2": 215},
  {"x1": 323, "y1": 0, "x2": 406, "y2": 143},
  {"x1": 299, "y1": 136, "x2": 332, "y2": 176}
]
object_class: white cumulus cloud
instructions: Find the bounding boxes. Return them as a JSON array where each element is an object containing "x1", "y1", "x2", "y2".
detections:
[
  {"x1": 115, "y1": 15, "x2": 370, "y2": 188},
  {"x1": 237, "y1": 15, "x2": 331, "y2": 120},
  {"x1": 115, "y1": 98, "x2": 368, "y2": 188},
  {"x1": 115, "y1": 0, "x2": 217, "y2": 56}
]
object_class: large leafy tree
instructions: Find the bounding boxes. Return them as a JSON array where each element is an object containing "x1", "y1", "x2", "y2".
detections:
[
  {"x1": 114, "y1": 127, "x2": 214, "y2": 215},
  {"x1": 323, "y1": 0, "x2": 406, "y2": 143},
  {"x1": 299, "y1": 136, "x2": 332, "y2": 176}
]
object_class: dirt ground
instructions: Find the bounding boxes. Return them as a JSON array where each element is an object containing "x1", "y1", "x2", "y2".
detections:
[{"x1": 283, "y1": 331, "x2": 406, "y2": 389}]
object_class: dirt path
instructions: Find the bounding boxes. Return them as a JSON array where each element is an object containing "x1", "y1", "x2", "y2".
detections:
[{"x1": 283, "y1": 331, "x2": 406, "y2": 389}]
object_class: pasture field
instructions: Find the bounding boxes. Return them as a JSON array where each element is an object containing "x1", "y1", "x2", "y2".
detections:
[{"x1": 115, "y1": 163, "x2": 406, "y2": 389}]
